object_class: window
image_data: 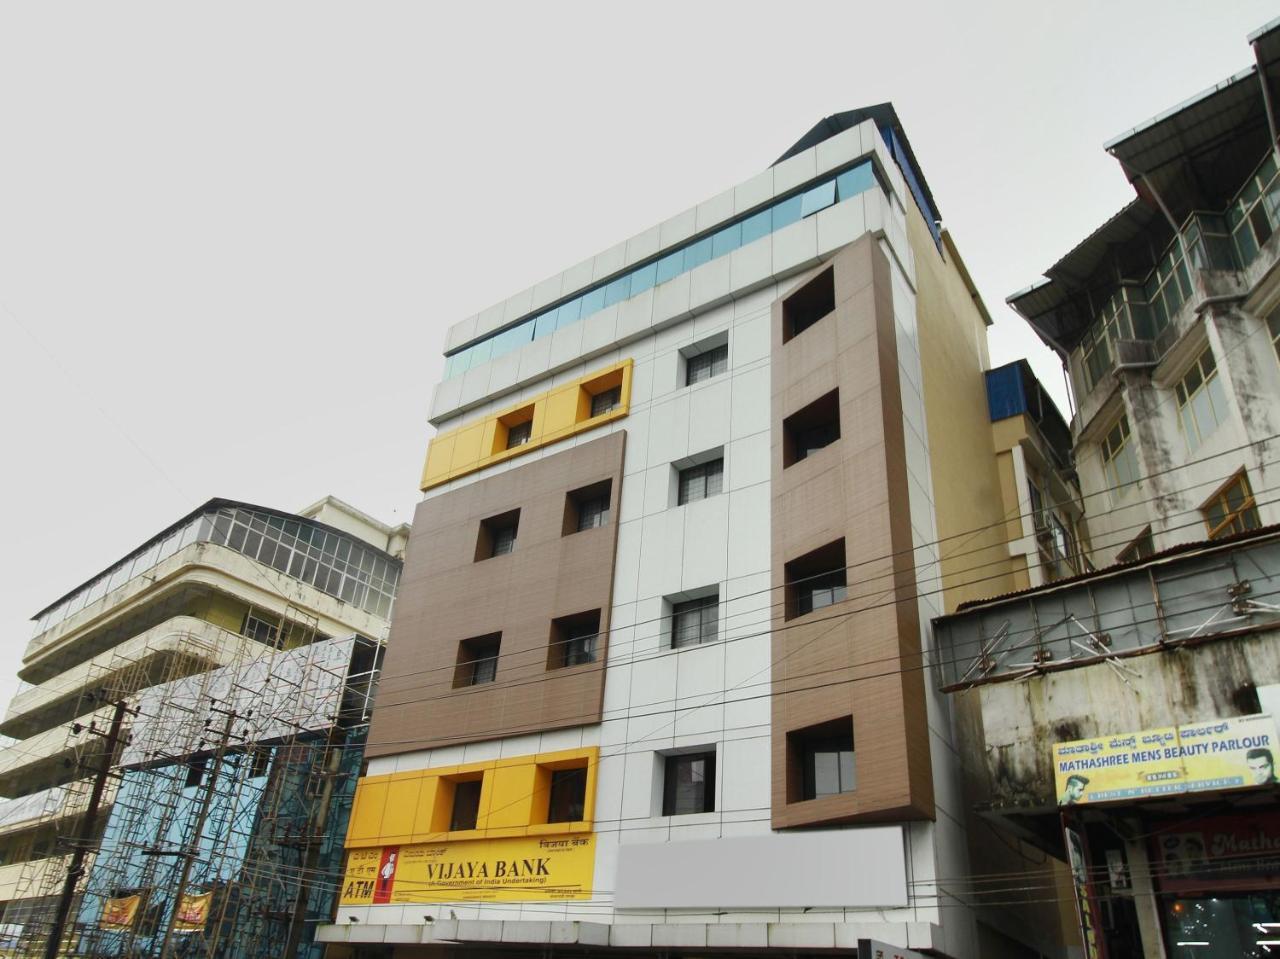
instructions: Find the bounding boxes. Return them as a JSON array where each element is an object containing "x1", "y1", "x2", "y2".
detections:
[
  {"x1": 789, "y1": 718, "x2": 855, "y2": 802},
  {"x1": 685, "y1": 342, "x2": 729, "y2": 386},
  {"x1": 662, "y1": 752, "x2": 716, "y2": 815},
  {"x1": 250, "y1": 747, "x2": 271, "y2": 779},
  {"x1": 1100, "y1": 415, "x2": 1139, "y2": 498},
  {"x1": 241, "y1": 610, "x2": 280, "y2": 647},
  {"x1": 1118, "y1": 527, "x2": 1155, "y2": 564},
  {"x1": 670, "y1": 592, "x2": 719, "y2": 647},
  {"x1": 506, "y1": 420, "x2": 533, "y2": 449},
  {"x1": 476, "y1": 509, "x2": 520, "y2": 561},
  {"x1": 677, "y1": 458, "x2": 723, "y2": 505},
  {"x1": 1202, "y1": 471, "x2": 1261, "y2": 540},
  {"x1": 548, "y1": 610, "x2": 601, "y2": 669},
  {"x1": 564, "y1": 480, "x2": 612, "y2": 535},
  {"x1": 1269, "y1": 308, "x2": 1280, "y2": 363},
  {"x1": 449, "y1": 779, "x2": 483, "y2": 831},
  {"x1": 782, "y1": 267, "x2": 835, "y2": 342},
  {"x1": 1050, "y1": 515, "x2": 1077, "y2": 570},
  {"x1": 184, "y1": 757, "x2": 208, "y2": 790},
  {"x1": 590, "y1": 387, "x2": 621, "y2": 417},
  {"x1": 546, "y1": 767, "x2": 587, "y2": 823},
  {"x1": 1175, "y1": 348, "x2": 1229, "y2": 451},
  {"x1": 783, "y1": 390, "x2": 840, "y2": 467},
  {"x1": 454, "y1": 634, "x2": 501, "y2": 688},
  {"x1": 785, "y1": 540, "x2": 848, "y2": 620}
]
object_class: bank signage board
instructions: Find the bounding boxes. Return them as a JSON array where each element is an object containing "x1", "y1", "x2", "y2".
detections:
[
  {"x1": 339, "y1": 833, "x2": 595, "y2": 904},
  {"x1": 1053, "y1": 713, "x2": 1279, "y2": 806}
]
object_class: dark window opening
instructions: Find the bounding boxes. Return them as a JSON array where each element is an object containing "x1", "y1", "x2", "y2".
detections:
[
  {"x1": 686, "y1": 343, "x2": 729, "y2": 386},
  {"x1": 547, "y1": 767, "x2": 587, "y2": 823},
  {"x1": 548, "y1": 610, "x2": 601, "y2": 669},
  {"x1": 454, "y1": 633, "x2": 501, "y2": 688},
  {"x1": 250, "y1": 747, "x2": 271, "y2": 779},
  {"x1": 662, "y1": 752, "x2": 716, "y2": 815},
  {"x1": 184, "y1": 757, "x2": 208, "y2": 790},
  {"x1": 476, "y1": 509, "x2": 520, "y2": 561},
  {"x1": 506, "y1": 420, "x2": 533, "y2": 448},
  {"x1": 677, "y1": 457, "x2": 723, "y2": 505},
  {"x1": 590, "y1": 387, "x2": 622, "y2": 417},
  {"x1": 670, "y1": 592, "x2": 719, "y2": 647},
  {"x1": 450, "y1": 779, "x2": 483, "y2": 831},
  {"x1": 785, "y1": 540, "x2": 848, "y2": 620},
  {"x1": 1118, "y1": 527, "x2": 1155, "y2": 564},
  {"x1": 783, "y1": 390, "x2": 841, "y2": 467},
  {"x1": 782, "y1": 267, "x2": 835, "y2": 342},
  {"x1": 563, "y1": 480, "x2": 612, "y2": 535},
  {"x1": 788, "y1": 717, "x2": 855, "y2": 802}
]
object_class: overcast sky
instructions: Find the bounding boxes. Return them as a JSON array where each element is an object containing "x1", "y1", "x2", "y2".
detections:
[{"x1": 0, "y1": 1, "x2": 1273, "y2": 699}]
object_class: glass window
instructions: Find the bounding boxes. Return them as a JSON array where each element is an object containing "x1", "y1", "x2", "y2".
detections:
[
  {"x1": 506, "y1": 421, "x2": 533, "y2": 449},
  {"x1": 686, "y1": 343, "x2": 728, "y2": 385},
  {"x1": 677, "y1": 458, "x2": 724, "y2": 505},
  {"x1": 1118, "y1": 527, "x2": 1155, "y2": 564},
  {"x1": 655, "y1": 250, "x2": 683, "y2": 285},
  {"x1": 242, "y1": 611, "x2": 281, "y2": 648},
  {"x1": 711, "y1": 222, "x2": 741, "y2": 259},
  {"x1": 1269, "y1": 307, "x2": 1280, "y2": 363},
  {"x1": 836, "y1": 161, "x2": 875, "y2": 201},
  {"x1": 603, "y1": 274, "x2": 631, "y2": 307},
  {"x1": 1100, "y1": 414, "x2": 1139, "y2": 500},
  {"x1": 662, "y1": 752, "x2": 715, "y2": 815},
  {"x1": 1175, "y1": 348, "x2": 1229, "y2": 451},
  {"x1": 578, "y1": 286, "x2": 605, "y2": 318},
  {"x1": 457, "y1": 635, "x2": 500, "y2": 686},
  {"x1": 533, "y1": 308, "x2": 560, "y2": 339},
  {"x1": 576, "y1": 496, "x2": 609, "y2": 531},
  {"x1": 740, "y1": 209, "x2": 771, "y2": 246},
  {"x1": 491, "y1": 525, "x2": 516, "y2": 556},
  {"x1": 799, "y1": 729, "x2": 855, "y2": 800},
  {"x1": 563, "y1": 623, "x2": 597, "y2": 666},
  {"x1": 1202, "y1": 471, "x2": 1261, "y2": 540},
  {"x1": 799, "y1": 180, "x2": 836, "y2": 218},
  {"x1": 628, "y1": 262, "x2": 657, "y2": 296},
  {"x1": 683, "y1": 236, "x2": 713, "y2": 272},
  {"x1": 450, "y1": 780, "x2": 482, "y2": 831},
  {"x1": 671, "y1": 593, "x2": 718, "y2": 647},
  {"x1": 771, "y1": 194, "x2": 803, "y2": 231},
  {"x1": 796, "y1": 568, "x2": 847, "y2": 616},
  {"x1": 590, "y1": 387, "x2": 621, "y2": 417},
  {"x1": 547, "y1": 767, "x2": 587, "y2": 823}
]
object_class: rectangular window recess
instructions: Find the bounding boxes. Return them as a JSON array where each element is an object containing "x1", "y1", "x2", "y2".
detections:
[
  {"x1": 782, "y1": 267, "x2": 835, "y2": 342},
  {"x1": 496, "y1": 406, "x2": 535, "y2": 453},
  {"x1": 590, "y1": 387, "x2": 622, "y2": 417},
  {"x1": 785, "y1": 539, "x2": 848, "y2": 620},
  {"x1": 676, "y1": 452, "x2": 724, "y2": 506},
  {"x1": 546, "y1": 767, "x2": 588, "y2": 823},
  {"x1": 454, "y1": 633, "x2": 501, "y2": 688},
  {"x1": 788, "y1": 717, "x2": 855, "y2": 803},
  {"x1": 564, "y1": 479, "x2": 612, "y2": 535},
  {"x1": 669, "y1": 590, "x2": 719, "y2": 648},
  {"x1": 682, "y1": 333, "x2": 730, "y2": 387},
  {"x1": 548, "y1": 609, "x2": 602, "y2": 669},
  {"x1": 662, "y1": 751, "x2": 716, "y2": 815},
  {"x1": 783, "y1": 390, "x2": 841, "y2": 467},
  {"x1": 476, "y1": 509, "x2": 520, "y2": 561},
  {"x1": 449, "y1": 778, "x2": 483, "y2": 831}
]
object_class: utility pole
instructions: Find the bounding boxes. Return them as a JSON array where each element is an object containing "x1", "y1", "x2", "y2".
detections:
[
  {"x1": 43, "y1": 697, "x2": 131, "y2": 959},
  {"x1": 156, "y1": 706, "x2": 242, "y2": 959}
]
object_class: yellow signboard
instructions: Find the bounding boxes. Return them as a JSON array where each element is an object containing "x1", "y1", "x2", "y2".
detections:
[
  {"x1": 173, "y1": 891, "x2": 212, "y2": 933},
  {"x1": 1053, "y1": 713, "x2": 1279, "y2": 806},
  {"x1": 100, "y1": 895, "x2": 142, "y2": 930},
  {"x1": 339, "y1": 834, "x2": 595, "y2": 904}
]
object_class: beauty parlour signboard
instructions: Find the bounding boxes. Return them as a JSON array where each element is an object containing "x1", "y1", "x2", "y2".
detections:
[
  {"x1": 1053, "y1": 713, "x2": 1279, "y2": 806},
  {"x1": 339, "y1": 833, "x2": 595, "y2": 905}
]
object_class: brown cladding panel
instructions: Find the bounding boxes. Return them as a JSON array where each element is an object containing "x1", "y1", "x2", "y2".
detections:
[
  {"x1": 769, "y1": 235, "x2": 934, "y2": 828},
  {"x1": 368, "y1": 431, "x2": 626, "y2": 756}
]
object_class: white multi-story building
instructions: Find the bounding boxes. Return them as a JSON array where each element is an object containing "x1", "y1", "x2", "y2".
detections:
[{"x1": 322, "y1": 106, "x2": 1072, "y2": 959}]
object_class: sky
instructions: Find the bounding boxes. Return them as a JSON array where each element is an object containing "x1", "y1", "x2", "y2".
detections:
[{"x1": 0, "y1": 0, "x2": 1274, "y2": 700}]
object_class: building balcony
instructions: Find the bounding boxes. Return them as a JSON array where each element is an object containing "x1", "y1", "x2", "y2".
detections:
[
  {"x1": 0, "y1": 853, "x2": 69, "y2": 902},
  {"x1": 0, "y1": 703, "x2": 116, "y2": 798},
  {"x1": 2, "y1": 617, "x2": 260, "y2": 740}
]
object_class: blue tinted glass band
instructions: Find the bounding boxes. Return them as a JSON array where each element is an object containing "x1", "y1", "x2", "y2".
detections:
[{"x1": 444, "y1": 159, "x2": 880, "y2": 378}]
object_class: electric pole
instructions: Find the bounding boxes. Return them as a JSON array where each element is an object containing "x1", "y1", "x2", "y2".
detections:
[{"x1": 43, "y1": 697, "x2": 132, "y2": 959}]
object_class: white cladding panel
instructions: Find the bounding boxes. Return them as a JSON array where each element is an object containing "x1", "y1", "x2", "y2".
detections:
[{"x1": 614, "y1": 828, "x2": 908, "y2": 909}]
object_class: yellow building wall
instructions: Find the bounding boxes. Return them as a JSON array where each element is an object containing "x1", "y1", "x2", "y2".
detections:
[
  {"x1": 191, "y1": 593, "x2": 248, "y2": 634},
  {"x1": 420, "y1": 360, "x2": 632, "y2": 491},
  {"x1": 345, "y1": 747, "x2": 598, "y2": 849},
  {"x1": 907, "y1": 213, "x2": 1019, "y2": 614}
]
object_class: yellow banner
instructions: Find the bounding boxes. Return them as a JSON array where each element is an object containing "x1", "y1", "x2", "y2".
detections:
[
  {"x1": 173, "y1": 891, "x2": 212, "y2": 933},
  {"x1": 100, "y1": 895, "x2": 142, "y2": 930},
  {"x1": 1054, "y1": 713, "x2": 1279, "y2": 805},
  {"x1": 339, "y1": 834, "x2": 595, "y2": 904}
]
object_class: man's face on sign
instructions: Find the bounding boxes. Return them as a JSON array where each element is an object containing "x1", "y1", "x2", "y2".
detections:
[{"x1": 1249, "y1": 753, "x2": 1274, "y2": 785}]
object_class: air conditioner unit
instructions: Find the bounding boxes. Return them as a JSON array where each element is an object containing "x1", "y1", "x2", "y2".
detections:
[{"x1": 1034, "y1": 510, "x2": 1054, "y2": 539}]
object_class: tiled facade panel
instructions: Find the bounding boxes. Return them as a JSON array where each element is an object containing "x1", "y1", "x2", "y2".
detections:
[
  {"x1": 367, "y1": 432, "x2": 626, "y2": 756},
  {"x1": 769, "y1": 236, "x2": 934, "y2": 827}
]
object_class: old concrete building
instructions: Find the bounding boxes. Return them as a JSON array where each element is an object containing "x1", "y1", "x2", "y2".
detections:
[
  {"x1": 319, "y1": 104, "x2": 1081, "y2": 959},
  {"x1": 1008, "y1": 19, "x2": 1280, "y2": 569}
]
